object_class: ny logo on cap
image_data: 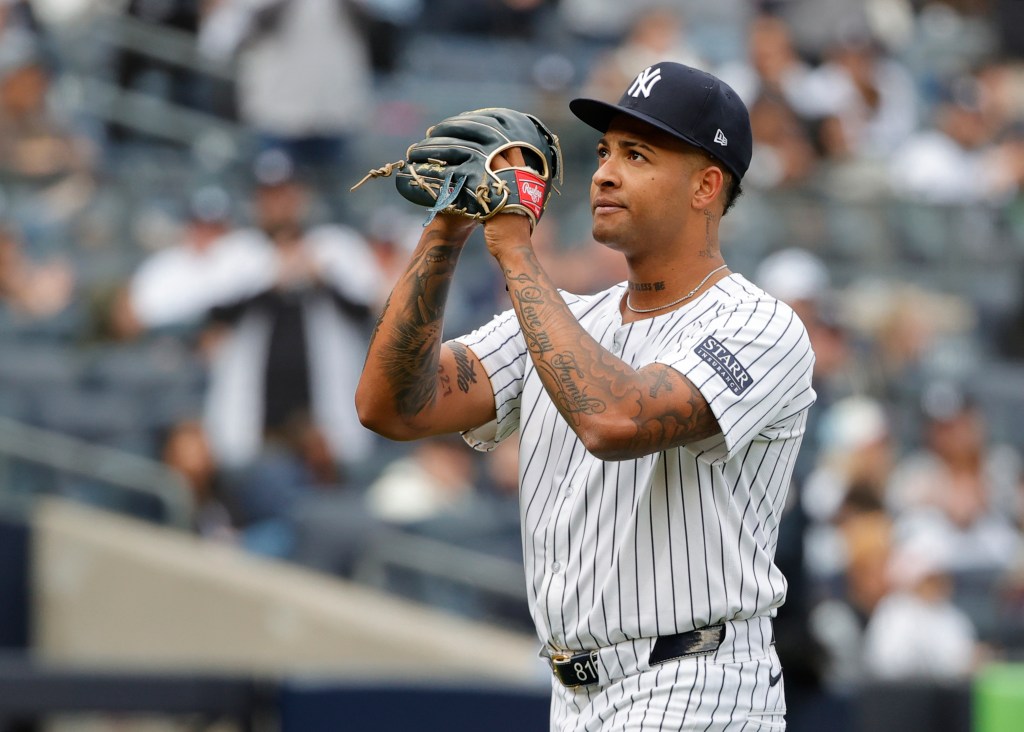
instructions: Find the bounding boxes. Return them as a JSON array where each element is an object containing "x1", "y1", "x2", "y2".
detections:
[
  {"x1": 714, "y1": 129, "x2": 728, "y2": 146},
  {"x1": 628, "y1": 66, "x2": 662, "y2": 99}
]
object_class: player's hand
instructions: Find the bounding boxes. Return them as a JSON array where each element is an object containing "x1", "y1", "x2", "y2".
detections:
[{"x1": 484, "y1": 147, "x2": 534, "y2": 257}]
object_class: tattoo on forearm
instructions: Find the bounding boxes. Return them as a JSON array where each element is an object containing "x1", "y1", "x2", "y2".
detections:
[
  {"x1": 368, "y1": 294, "x2": 392, "y2": 350},
  {"x1": 545, "y1": 353, "x2": 606, "y2": 420},
  {"x1": 629, "y1": 370, "x2": 720, "y2": 451},
  {"x1": 503, "y1": 251, "x2": 720, "y2": 454},
  {"x1": 506, "y1": 261, "x2": 614, "y2": 426},
  {"x1": 512, "y1": 278, "x2": 554, "y2": 355},
  {"x1": 449, "y1": 341, "x2": 478, "y2": 393},
  {"x1": 379, "y1": 238, "x2": 460, "y2": 417},
  {"x1": 648, "y1": 369, "x2": 673, "y2": 398}
]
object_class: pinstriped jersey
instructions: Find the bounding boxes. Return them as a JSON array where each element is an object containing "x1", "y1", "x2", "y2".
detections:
[{"x1": 455, "y1": 273, "x2": 816, "y2": 652}]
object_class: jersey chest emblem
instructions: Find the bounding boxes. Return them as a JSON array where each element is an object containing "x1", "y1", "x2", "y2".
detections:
[{"x1": 695, "y1": 335, "x2": 753, "y2": 395}]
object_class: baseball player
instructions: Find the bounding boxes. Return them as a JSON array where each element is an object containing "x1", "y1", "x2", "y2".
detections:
[{"x1": 356, "y1": 61, "x2": 815, "y2": 730}]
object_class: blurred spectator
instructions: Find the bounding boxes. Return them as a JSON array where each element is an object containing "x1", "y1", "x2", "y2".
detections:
[
  {"x1": 840, "y1": 279, "x2": 975, "y2": 398},
  {"x1": 160, "y1": 418, "x2": 235, "y2": 541},
  {"x1": 0, "y1": 25, "x2": 96, "y2": 185},
  {"x1": 888, "y1": 74, "x2": 1024, "y2": 204},
  {"x1": 809, "y1": 31, "x2": 919, "y2": 162},
  {"x1": 111, "y1": 0, "x2": 226, "y2": 139},
  {"x1": 755, "y1": 247, "x2": 865, "y2": 481},
  {"x1": 718, "y1": 14, "x2": 824, "y2": 187},
  {"x1": 199, "y1": 151, "x2": 383, "y2": 475},
  {"x1": 0, "y1": 222, "x2": 74, "y2": 321},
  {"x1": 112, "y1": 184, "x2": 236, "y2": 338},
  {"x1": 362, "y1": 204, "x2": 431, "y2": 304},
  {"x1": 421, "y1": 0, "x2": 549, "y2": 40},
  {"x1": 862, "y1": 532, "x2": 984, "y2": 681},
  {"x1": 578, "y1": 6, "x2": 708, "y2": 104},
  {"x1": 887, "y1": 380, "x2": 1023, "y2": 574},
  {"x1": 803, "y1": 395, "x2": 895, "y2": 579},
  {"x1": 365, "y1": 435, "x2": 478, "y2": 526},
  {"x1": 197, "y1": 0, "x2": 375, "y2": 176},
  {"x1": 117, "y1": 151, "x2": 384, "y2": 487},
  {"x1": 810, "y1": 509, "x2": 894, "y2": 691},
  {"x1": 557, "y1": 0, "x2": 661, "y2": 44},
  {"x1": 218, "y1": 412, "x2": 341, "y2": 557},
  {"x1": 558, "y1": 0, "x2": 751, "y2": 46}
]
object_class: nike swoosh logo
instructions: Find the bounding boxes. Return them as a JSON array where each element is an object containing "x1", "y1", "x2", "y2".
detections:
[{"x1": 768, "y1": 669, "x2": 783, "y2": 687}]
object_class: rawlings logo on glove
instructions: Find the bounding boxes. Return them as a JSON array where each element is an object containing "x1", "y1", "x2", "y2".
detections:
[{"x1": 352, "y1": 107, "x2": 563, "y2": 229}]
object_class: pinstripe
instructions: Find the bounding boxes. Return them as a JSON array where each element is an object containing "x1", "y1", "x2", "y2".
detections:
[
  {"x1": 699, "y1": 658, "x2": 730, "y2": 732},
  {"x1": 695, "y1": 463, "x2": 713, "y2": 628},
  {"x1": 679, "y1": 658, "x2": 704, "y2": 729},
  {"x1": 677, "y1": 452, "x2": 697, "y2": 630},
  {"x1": 637, "y1": 664, "x2": 666, "y2": 731},
  {"x1": 656, "y1": 661, "x2": 685, "y2": 732},
  {"x1": 456, "y1": 274, "x2": 811, "y2": 731},
  {"x1": 739, "y1": 658, "x2": 762, "y2": 732},
  {"x1": 707, "y1": 461, "x2": 730, "y2": 620}
]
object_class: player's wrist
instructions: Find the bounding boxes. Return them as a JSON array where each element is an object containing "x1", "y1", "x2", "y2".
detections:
[
  {"x1": 425, "y1": 213, "x2": 478, "y2": 241},
  {"x1": 484, "y1": 218, "x2": 534, "y2": 264}
]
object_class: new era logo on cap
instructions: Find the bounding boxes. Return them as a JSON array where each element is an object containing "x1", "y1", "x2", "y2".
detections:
[{"x1": 714, "y1": 129, "x2": 728, "y2": 146}]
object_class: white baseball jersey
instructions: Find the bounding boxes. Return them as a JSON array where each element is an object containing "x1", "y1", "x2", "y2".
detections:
[{"x1": 456, "y1": 273, "x2": 815, "y2": 656}]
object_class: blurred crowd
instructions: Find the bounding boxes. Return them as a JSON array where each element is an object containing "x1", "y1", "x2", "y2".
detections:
[{"x1": 2, "y1": 0, "x2": 1024, "y2": 718}]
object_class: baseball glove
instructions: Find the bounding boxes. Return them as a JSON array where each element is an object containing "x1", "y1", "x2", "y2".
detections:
[{"x1": 352, "y1": 107, "x2": 563, "y2": 228}]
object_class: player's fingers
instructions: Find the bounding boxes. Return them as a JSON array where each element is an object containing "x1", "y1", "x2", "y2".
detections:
[{"x1": 493, "y1": 146, "x2": 527, "y2": 170}]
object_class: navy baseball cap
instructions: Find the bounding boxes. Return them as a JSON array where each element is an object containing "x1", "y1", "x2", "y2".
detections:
[{"x1": 570, "y1": 62, "x2": 753, "y2": 180}]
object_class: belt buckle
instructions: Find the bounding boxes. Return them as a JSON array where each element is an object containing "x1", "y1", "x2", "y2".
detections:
[{"x1": 550, "y1": 650, "x2": 600, "y2": 688}]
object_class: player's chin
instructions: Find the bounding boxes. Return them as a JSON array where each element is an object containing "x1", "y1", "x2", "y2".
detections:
[{"x1": 591, "y1": 224, "x2": 628, "y2": 252}]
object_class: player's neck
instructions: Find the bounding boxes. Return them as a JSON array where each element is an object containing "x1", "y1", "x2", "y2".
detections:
[{"x1": 622, "y1": 255, "x2": 730, "y2": 321}]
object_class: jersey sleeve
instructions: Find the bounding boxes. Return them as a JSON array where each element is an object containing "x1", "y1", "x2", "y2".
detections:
[
  {"x1": 452, "y1": 307, "x2": 528, "y2": 451},
  {"x1": 657, "y1": 296, "x2": 816, "y2": 462}
]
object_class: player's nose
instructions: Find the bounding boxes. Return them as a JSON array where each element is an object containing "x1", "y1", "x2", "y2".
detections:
[{"x1": 592, "y1": 159, "x2": 620, "y2": 189}]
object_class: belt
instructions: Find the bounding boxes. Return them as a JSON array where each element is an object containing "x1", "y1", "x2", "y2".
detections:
[{"x1": 548, "y1": 624, "x2": 726, "y2": 688}]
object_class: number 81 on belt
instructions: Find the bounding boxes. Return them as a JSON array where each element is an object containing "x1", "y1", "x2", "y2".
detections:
[{"x1": 550, "y1": 650, "x2": 600, "y2": 688}]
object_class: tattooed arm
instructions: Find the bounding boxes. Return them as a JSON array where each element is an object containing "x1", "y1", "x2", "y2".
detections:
[
  {"x1": 355, "y1": 216, "x2": 497, "y2": 440},
  {"x1": 483, "y1": 214, "x2": 721, "y2": 460}
]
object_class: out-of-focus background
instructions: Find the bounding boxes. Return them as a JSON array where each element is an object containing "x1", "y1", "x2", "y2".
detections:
[{"x1": 2, "y1": 0, "x2": 1024, "y2": 730}]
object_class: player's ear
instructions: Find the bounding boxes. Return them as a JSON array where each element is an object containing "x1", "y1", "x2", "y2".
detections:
[{"x1": 691, "y1": 163, "x2": 725, "y2": 211}]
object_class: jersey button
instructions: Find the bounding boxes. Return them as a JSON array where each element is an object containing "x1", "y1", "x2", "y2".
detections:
[{"x1": 551, "y1": 561, "x2": 562, "y2": 573}]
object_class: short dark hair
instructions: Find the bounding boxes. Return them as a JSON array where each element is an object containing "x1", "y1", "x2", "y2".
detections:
[{"x1": 721, "y1": 172, "x2": 743, "y2": 217}]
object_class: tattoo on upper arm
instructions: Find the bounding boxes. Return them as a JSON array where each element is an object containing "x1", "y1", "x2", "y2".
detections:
[
  {"x1": 438, "y1": 363, "x2": 453, "y2": 397},
  {"x1": 449, "y1": 341, "x2": 478, "y2": 393}
]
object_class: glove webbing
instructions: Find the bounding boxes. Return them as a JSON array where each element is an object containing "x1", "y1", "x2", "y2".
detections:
[{"x1": 423, "y1": 172, "x2": 466, "y2": 226}]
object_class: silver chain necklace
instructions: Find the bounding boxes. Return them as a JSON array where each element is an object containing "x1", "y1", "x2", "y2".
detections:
[{"x1": 625, "y1": 264, "x2": 729, "y2": 314}]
